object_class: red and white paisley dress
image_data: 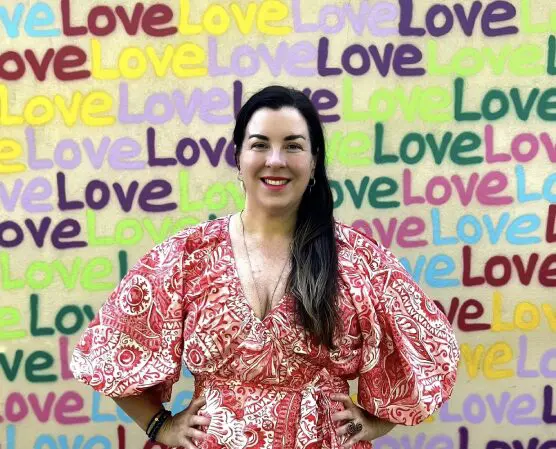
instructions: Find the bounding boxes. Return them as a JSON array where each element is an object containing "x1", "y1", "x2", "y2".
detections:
[{"x1": 71, "y1": 215, "x2": 460, "y2": 449}]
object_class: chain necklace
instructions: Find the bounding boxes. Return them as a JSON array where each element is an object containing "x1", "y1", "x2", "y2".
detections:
[{"x1": 239, "y1": 210, "x2": 290, "y2": 320}]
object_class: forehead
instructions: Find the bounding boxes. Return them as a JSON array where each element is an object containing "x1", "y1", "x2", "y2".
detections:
[{"x1": 246, "y1": 107, "x2": 309, "y2": 137}]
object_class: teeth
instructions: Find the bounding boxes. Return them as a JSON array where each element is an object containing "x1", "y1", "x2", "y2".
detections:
[{"x1": 264, "y1": 179, "x2": 288, "y2": 185}]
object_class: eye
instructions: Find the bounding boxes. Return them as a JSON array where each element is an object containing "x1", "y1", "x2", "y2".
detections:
[
  {"x1": 251, "y1": 142, "x2": 267, "y2": 150},
  {"x1": 286, "y1": 143, "x2": 303, "y2": 151}
]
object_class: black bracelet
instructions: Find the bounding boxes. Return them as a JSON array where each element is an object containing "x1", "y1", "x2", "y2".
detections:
[
  {"x1": 149, "y1": 410, "x2": 171, "y2": 442},
  {"x1": 147, "y1": 409, "x2": 172, "y2": 442},
  {"x1": 146, "y1": 409, "x2": 165, "y2": 435}
]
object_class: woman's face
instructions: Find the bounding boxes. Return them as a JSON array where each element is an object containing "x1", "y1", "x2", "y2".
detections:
[{"x1": 238, "y1": 106, "x2": 316, "y2": 215}]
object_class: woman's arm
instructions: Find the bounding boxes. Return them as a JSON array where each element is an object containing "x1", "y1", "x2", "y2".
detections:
[
  {"x1": 363, "y1": 413, "x2": 397, "y2": 440},
  {"x1": 112, "y1": 389, "x2": 210, "y2": 449},
  {"x1": 112, "y1": 388, "x2": 165, "y2": 433}
]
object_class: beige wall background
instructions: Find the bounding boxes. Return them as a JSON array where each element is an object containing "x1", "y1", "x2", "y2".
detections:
[{"x1": 0, "y1": 0, "x2": 555, "y2": 448}]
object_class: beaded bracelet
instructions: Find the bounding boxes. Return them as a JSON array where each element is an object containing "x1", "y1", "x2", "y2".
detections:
[
  {"x1": 146, "y1": 409, "x2": 171, "y2": 442},
  {"x1": 146, "y1": 409, "x2": 165, "y2": 435},
  {"x1": 147, "y1": 409, "x2": 171, "y2": 441}
]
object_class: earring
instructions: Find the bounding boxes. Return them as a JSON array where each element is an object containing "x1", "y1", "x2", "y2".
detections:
[
  {"x1": 308, "y1": 177, "x2": 316, "y2": 194},
  {"x1": 237, "y1": 173, "x2": 245, "y2": 192}
]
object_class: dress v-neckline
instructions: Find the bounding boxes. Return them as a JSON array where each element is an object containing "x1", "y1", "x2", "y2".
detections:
[{"x1": 224, "y1": 214, "x2": 291, "y2": 325}]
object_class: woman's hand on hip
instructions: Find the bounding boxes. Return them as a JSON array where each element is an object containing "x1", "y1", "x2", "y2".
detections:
[
  {"x1": 331, "y1": 393, "x2": 396, "y2": 449},
  {"x1": 157, "y1": 396, "x2": 211, "y2": 449}
]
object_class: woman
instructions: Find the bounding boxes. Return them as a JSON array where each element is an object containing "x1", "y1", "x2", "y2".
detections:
[{"x1": 71, "y1": 86, "x2": 460, "y2": 449}]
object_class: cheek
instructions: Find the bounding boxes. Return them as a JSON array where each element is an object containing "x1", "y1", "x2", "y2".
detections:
[
  {"x1": 241, "y1": 158, "x2": 263, "y2": 177},
  {"x1": 292, "y1": 163, "x2": 313, "y2": 179}
]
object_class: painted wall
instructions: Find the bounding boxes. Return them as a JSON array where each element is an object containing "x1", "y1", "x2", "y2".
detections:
[{"x1": 0, "y1": 0, "x2": 555, "y2": 448}]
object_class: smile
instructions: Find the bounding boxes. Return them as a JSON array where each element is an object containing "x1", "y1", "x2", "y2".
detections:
[{"x1": 262, "y1": 179, "x2": 290, "y2": 185}]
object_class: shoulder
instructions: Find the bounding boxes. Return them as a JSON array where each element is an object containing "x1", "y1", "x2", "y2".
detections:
[
  {"x1": 170, "y1": 215, "x2": 230, "y2": 256},
  {"x1": 143, "y1": 215, "x2": 229, "y2": 266},
  {"x1": 333, "y1": 219, "x2": 403, "y2": 272},
  {"x1": 334, "y1": 219, "x2": 378, "y2": 250}
]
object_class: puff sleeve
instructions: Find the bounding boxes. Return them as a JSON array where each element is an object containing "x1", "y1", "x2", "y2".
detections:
[
  {"x1": 351, "y1": 233, "x2": 460, "y2": 425},
  {"x1": 70, "y1": 229, "x2": 193, "y2": 402}
]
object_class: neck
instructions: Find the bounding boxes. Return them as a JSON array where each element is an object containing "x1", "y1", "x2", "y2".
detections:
[{"x1": 239, "y1": 205, "x2": 296, "y2": 241}]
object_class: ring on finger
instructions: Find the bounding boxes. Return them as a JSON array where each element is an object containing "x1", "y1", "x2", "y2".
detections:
[{"x1": 347, "y1": 420, "x2": 363, "y2": 436}]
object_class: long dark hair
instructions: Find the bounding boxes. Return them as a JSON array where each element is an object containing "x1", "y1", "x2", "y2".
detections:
[{"x1": 233, "y1": 85, "x2": 340, "y2": 349}]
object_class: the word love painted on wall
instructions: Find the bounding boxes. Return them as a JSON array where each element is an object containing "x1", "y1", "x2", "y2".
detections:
[{"x1": 0, "y1": 0, "x2": 555, "y2": 448}]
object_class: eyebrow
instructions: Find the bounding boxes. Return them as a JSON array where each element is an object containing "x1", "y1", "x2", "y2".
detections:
[{"x1": 248, "y1": 134, "x2": 306, "y2": 141}]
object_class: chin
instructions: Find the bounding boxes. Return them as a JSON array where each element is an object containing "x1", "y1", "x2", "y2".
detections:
[{"x1": 263, "y1": 198, "x2": 303, "y2": 214}]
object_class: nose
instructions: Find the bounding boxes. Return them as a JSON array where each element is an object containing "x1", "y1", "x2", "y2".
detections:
[{"x1": 265, "y1": 147, "x2": 287, "y2": 167}]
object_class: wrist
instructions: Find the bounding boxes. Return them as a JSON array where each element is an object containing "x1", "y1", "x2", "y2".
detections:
[
  {"x1": 368, "y1": 414, "x2": 396, "y2": 440},
  {"x1": 155, "y1": 416, "x2": 173, "y2": 444},
  {"x1": 356, "y1": 406, "x2": 395, "y2": 440},
  {"x1": 146, "y1": 409, "x2": 172, "y2": 442}
]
